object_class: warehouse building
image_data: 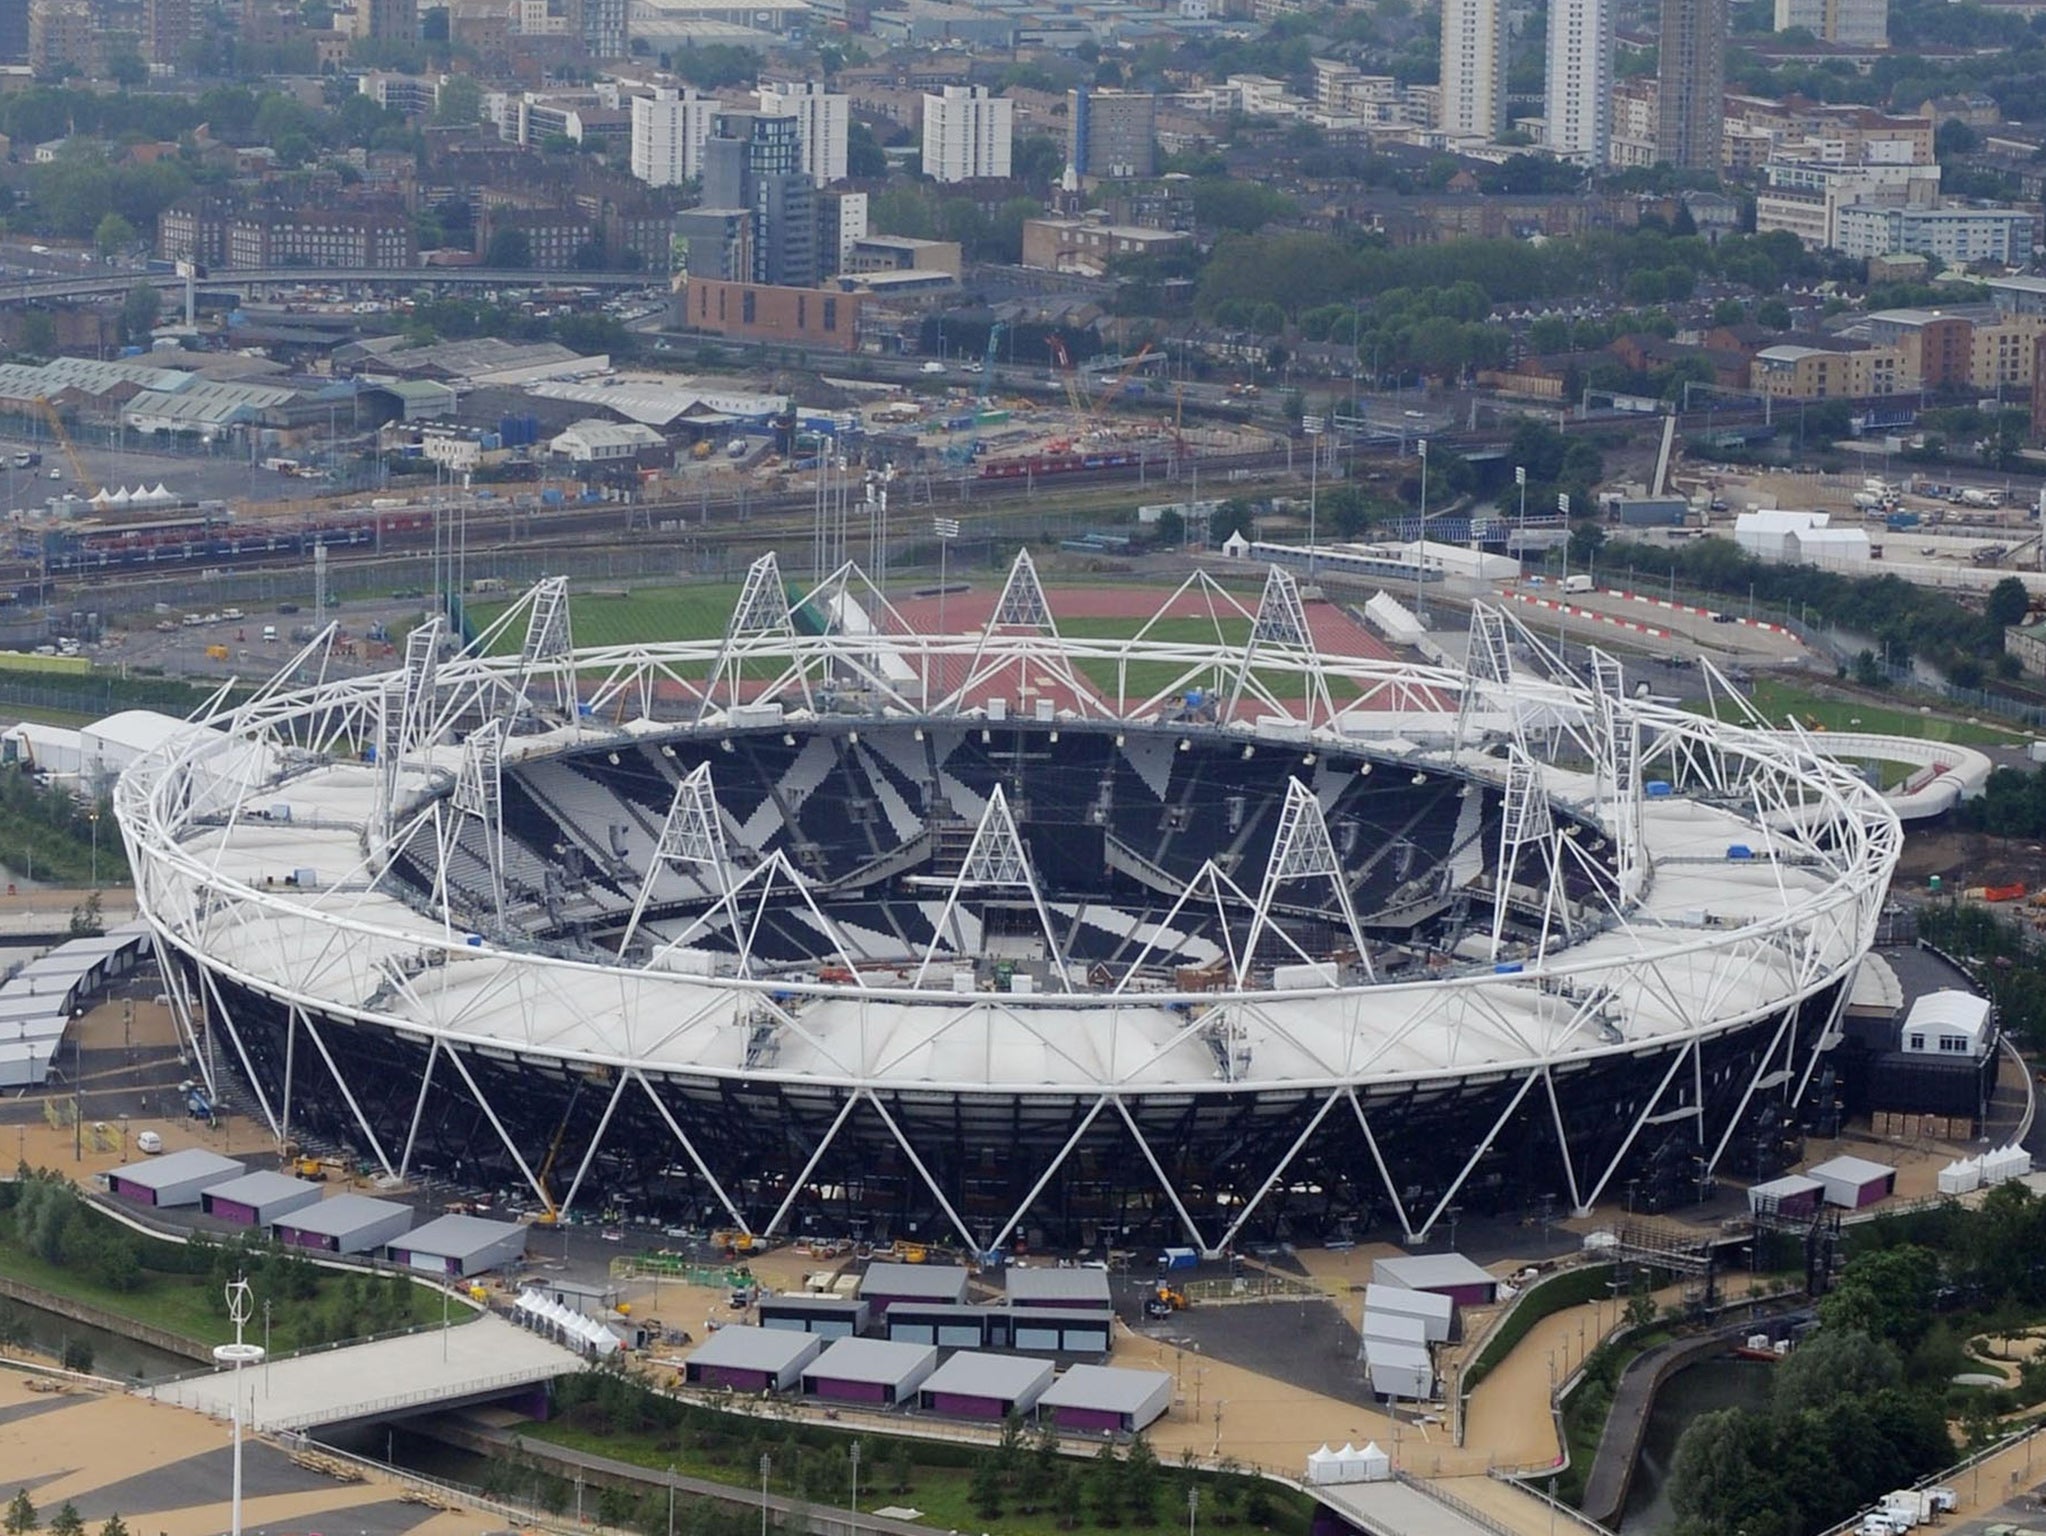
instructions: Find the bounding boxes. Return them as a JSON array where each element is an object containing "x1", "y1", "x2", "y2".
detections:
[
  {"x1": 1034, "y1": 1364, "x2": 1172, "y2": 1433},
  {"x1": 272, "y1": 1193, "x2": 415, "y2": 1254},
  {"x1": 858, "y1": 1261, "x2": 970, "y2": 1316},
  {"x1": 1361, "y1": 1283, "x2": 1453, "y2": 1342},
  {"x1": 1371, "y1": 1253, "x2": 1499, "y2": 1307},
  {"x1": 103, "y1": 1148, "x2": 246, "y2": 1209},
  {"x1": 801, "y1": 1337, "x2": 940, "y2": 1405},
  {"x1": 385, "y1": 1213, "x2": 528, "y2": 1277},
  {"x1": 1006, "y1": 1268, "x2": 1112, "y2": 1310},
  {"x1": 200, "y1": 1170, "x2": 324, "y2": 1228},
  {"x1": 685, "y1": 1325, "x2": 823, "y2": 1391},
  {"x1": 758, "y1": 1294, "x2": 868, "y2": 1338},
  {"x1": 917, "y1": 1351, "x2": 1055, "y2": 1419}
]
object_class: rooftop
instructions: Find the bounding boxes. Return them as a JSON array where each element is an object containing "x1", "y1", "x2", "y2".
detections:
[
  {"x1": 919, "y1": 1350, "x2": 1054, "y2": 1399},
  {"x1": 861, "y1": 1261, "x2": 971, "y2": 1300},
  {"x1": 1036, "y1": 1363, "x2": 1172, "y2": 1412},
  {"x1": 805, "y1": 1337, "x2": 939, "y2": 1384},
  {"x1": 688, "y1": 1324, "x2": 822, "y2": 1372}
]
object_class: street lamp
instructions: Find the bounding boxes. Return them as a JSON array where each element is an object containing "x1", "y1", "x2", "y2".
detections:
[
  {"x1": 214, "y1": 1278, "x2": 266, "y2": 1536},
  {"x1": 761, "y1": 1452, "x2": 772, "y2": 1536},
  {"x1": 668, "y1": 1464, "x2": 677, "y2": 1536},
  {"x1": 1515, "y1": 465, "x2": 1527, "y2": 548},
  {"x1": 1413, "y1": 438, "x2": 1429, "y2": 621},
  {"x1": 1303, "y1": 413, "x2": 1324, "y2": 578},
  {"x1": 850, "y1": 1441, "x2": 861, "y2": 1519},
  {"x1": 1188, "y1": 1485, "x2": 1200, "y2": 1536}
]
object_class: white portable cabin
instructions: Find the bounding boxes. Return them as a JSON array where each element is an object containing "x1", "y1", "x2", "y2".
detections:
[
  {"x1": 1361, "y1": 1309, "x2": 1430, "y2": 1348},
  {"x1": 1362, "y1": 1282, "x2": 1453, "y2": 1342},
  {"x1": 1364, "y1": 1338, "x2": 1434, "y2": 1401},
  {"x1": 1809, "y1": 1154, "x2": 1897, "y2": 1209}
]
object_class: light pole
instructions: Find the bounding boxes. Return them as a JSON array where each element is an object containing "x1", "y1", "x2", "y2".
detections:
[
  {"x1": 934, "y1": 516, "x2": 959, "y2": 633},
  {"x1": 88, "y1": 805, "x2": 99, "y2": 889},
  {"x1": 668, "y1": 1464, "x2": 677, "y2": 1536},
  {"x1": 850, "y1": 1441, "x2": 861, "y2": 1520},
  {"x1": 1413, "y1": 438, "x2": 1429, "y2": 621},
  {"x1": 1515, "y1": 465, "x2": 1526, "y2": 551},
  {"x1": 1188, "y1": 1485, "x2": 1199, "y2": 1536},
  {"x1": 214, "y1": 1278, "x2": 265, "y2": 1536},
  {"x1": 1303, "y1": 413, "x2": 1324, "y2": 578},
  {"x1": 761, "y1": 1451, "x2": 772, "y2": 1536}
]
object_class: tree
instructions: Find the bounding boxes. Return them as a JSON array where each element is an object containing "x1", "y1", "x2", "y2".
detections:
[
  {"x1": 1123, "y1": 1434, "x2": 1161, "y2": 1526},
  {"x1": 97, "y1": 1517, "x2": 126, "y2": 1536},
  {"x1": 970, "y1": 1456, "x2": 1004, "y2": 1518},
  {"x1": 484, "y1": 228, "x2": 532, "y2": 268},
  {"x1": 1756, "y1": 297, "x2": 1793, "y2": 330},
  {"x1": 433, "y1": 73, "x2": 482, "y2": 125},
  {"x1": 1210, "y1": 499, "x2": 1254, "y2": 547},
  {"x1": 93, "y1": 212, "x2": 135, "y2": 257},
  {"x1": 1090, "y1": 1441, "x2": 1124, "y2": 1527},
  {"x1": 4, "y1": 1492, "x2": 36, "y2": 1536},
  {"x1": 106, "y1": 51, "x2": 147, "y2": 87},
  {"x1": 45, "y1": 1507, "x2": 79, "y2": 1536},
  {"x1": 120, "y1": 283, "x2": 160, "y2": 344},
  {"x1": 17, "y1": 311, "x2": 55, "y2": 357},
  {"x1": 1818, "y1": 1245, "x2": 1941, "y2": 1350},
  {"x1": 847, "y1": 120, "x2": 888, "y2": 178},
  {"x1": 1154, "y1": 507, "x2": 1186, "y2": 547},
  {"x1": 1568, "y1": 520, "x2": 1607, "y2": 565},
  {"x1": 1989, "y1": 575, "x2": 2030, "y2": 629},
  {"x1": 1771, "y1": 1329, "x2": 1902, "y2": 1415}
]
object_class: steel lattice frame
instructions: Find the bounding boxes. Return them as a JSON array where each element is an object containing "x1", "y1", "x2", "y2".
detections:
[{"x1": 116, "y1": 560, "x2": 1902, "y2": 1256}]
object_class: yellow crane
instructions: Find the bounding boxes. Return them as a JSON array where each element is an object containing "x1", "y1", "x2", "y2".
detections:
[{"x1": 32, "y1": 395, "x2": 94, "y2": 495}]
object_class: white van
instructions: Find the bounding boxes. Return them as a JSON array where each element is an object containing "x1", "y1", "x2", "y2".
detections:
[
  {"x1": 135, "y1": 1130, "x2": 163, "y2": 1154},
  {"x1": 262, "y1": 624, "x2": 277, "y2": 642}
]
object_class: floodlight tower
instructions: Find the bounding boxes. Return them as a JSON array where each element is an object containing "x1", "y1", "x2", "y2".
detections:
[{"x1": 214, "y1": 1277, "x2": 266, "y2": 1536}]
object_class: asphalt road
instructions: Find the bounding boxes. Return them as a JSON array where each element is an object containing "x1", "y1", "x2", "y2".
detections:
[{"x1": 0, "y1": 429, "x2": 303, "y2": 512}]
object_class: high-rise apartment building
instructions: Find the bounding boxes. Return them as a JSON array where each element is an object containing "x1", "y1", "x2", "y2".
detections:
[
  {"x1": 1773, "y1": 0, "x2": 1885, "y2": 45},
  {"x1": 921, "y1": 85, "x2": 1012, "y2": 183},
  {"x1": 630, "y1": 87, "x2": 719, "y2": 187},
  {"x1": 702, "y1": 111, "x2": 817, "y2": 288},
  {"x1": 1067, "y1": 87, "x2": 1156, "y2": 179},
  {"x1": 146, "y1": 0, "x2": 202, "y2": 66},
  {"x1": 1438, "y1": 0, "x2": 1506, "y2": 139},
  {"x1": 356, "y1": 0, "x2": 416, "y2": 40},
  {"x1": 0, "y1": 0, "x2": 27, "y2": 64},
  {"x1": 757, "y1": 81, "x2": 848, "y2": 187},
  {"x1": 1657, "y1": 0, "x2": 1727, "y2": 171},
  {"x1": 1544, "y1": 0, "x2": 1613, "y2": 163},
  {"x1": 27, "y1": 0, "x2": 90, "y2": 72},
  {"x1": 573, "y1": 0, "x2": 624, "y2": 56}
]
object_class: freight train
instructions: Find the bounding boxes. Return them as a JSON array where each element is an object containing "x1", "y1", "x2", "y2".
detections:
[{"x1": 30, "y1": 508, "x2": 435, "y2": 576}]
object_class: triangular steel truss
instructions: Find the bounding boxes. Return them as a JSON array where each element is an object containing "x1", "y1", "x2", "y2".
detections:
[
  {"x1": 1226, "y1": 566, "x2": 1333, "y2": 727},
  {"x1": 621, "y1": 762, "x2": 731, "y2": 956},
  {"x1": 992, "y1": 546, "x2": 1055, "y2": 629},
  {"x1": 442, "y1": 716, "x2": 506, "y2": 928},
  {"x1": 1457, "y1": 604, "x2": 1518, "y2": 748},
  {"x1": 647, "y1": 849, "x2": 870, "y2": 994},
  {"x1": 377, "y1": 618, "x2": 442, "y2": 842},
  {"x1": 1491, "y1": 748, "x2": 1568, "y2": 959},
  {"x1": 1239, "y1": 778, "x2": 1373, "y2": 984},
  {"x1": 701, "y1": 553, "x2": 812, "y2": 721},
  {"x1": 914, "y1": 784, "x2": 1073, "y2": 991},
  {"x1": 514, "y1": 576, "x2": 576, "y2": 722},
  {"x1": 948, "y1": 549, "x2": 1105, "y2": 720},
  {"x1": 1589, "y1": 649, "x2": 1644, "y2": 894}
]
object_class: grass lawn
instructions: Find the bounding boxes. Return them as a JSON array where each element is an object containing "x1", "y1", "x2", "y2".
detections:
[
  {"x1": 521, "y1": 1417, "x2": 1315, "y2": 1536},
  {"x1": 1551, "y1": 1328, "x2": 1671, "y2": 1508},
  {"x1": 1691, "y1": 677, "x2": 2021, "y2": 749},
  {"x1": 0, "y1": 1223, "x2": 463, "y2": 1353},
  {"x1": 466, "y1": 584, "x2": 745, "y2": 654}
]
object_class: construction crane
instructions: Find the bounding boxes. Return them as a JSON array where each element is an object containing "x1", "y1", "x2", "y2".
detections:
[
  {"x1": 1092, "y1": 343, "x2": 1156, "y2": 415},
  {"x1": 977, "y1": 320, "x2": 1006, "y2": 408},
  {"x1": 32, "y1": 396, "x2": 94, "y2": 495}
]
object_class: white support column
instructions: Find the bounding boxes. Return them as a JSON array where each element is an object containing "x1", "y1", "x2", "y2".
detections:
[
  {"x1": 298, "y1": 1014, "x2": 397, "y2": 1179},
  {"x1": 1541, "y1": 1069, "x2": 1585, "y2": 1214},
  {"x1": 1214, "y1": 1088, "x2": 1344, "y2": 1252},
  {"x1": 1113, "y1": 1096, "x2": 1211, "y2": 1254},
  {"x1": 196, "y1": 968, "x2": 283, "y2": 1144},
  {"x1": 1347, "y1": 1092, "x2": 1416, "y2": 1243},
  {"x1": 438, "y1": 1042, "x2": 552, "y2": 1212},
  {"x1": 633, "y1": 1070, "x2": 754, "y2": 1234},
  {"x1": 1577, "y1": 1042, "x2": 1696, "y2": 1213},
  {"x1": 398, "y1": 1037, "x2": 442, "y2": 1180},
  {"x1": 1413, "y1": 1071, "x2": 1540, "y2": 1241},
  {"x1": 763, "y1": 1092, "x2": 863, "y2": 1236},
  {"x1": 864, "y1": 1089, "x2": 980, "y2": 1255},
  {"x1": 559, "y1": 1072, "x2": 632, "y2": 1219},
  {"x1": 984, "y1": 1096, "x2": 1110, "y2": 1258}
]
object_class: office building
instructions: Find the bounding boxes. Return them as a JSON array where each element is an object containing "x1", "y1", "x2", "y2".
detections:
[
  {"x1": 702, "y1": 111, "x2": 817, "y2": 288},
  {"x1": 1544, "y1": 0, "x2": 1613, "y2": 164},
  {"x1": 630, "y1": 87, "x2": 718, "y2": 187},
  {"x1": 1657, "y1": 0, "x2": 1726, "y2": 171},
  {"x1": 815, "y1": 188, "x2": 868, "y2": 276},
  {"x1": 356, "y1": 0, "x2": 416, "y2": 40},
  {"x1": 758, "y1": 81, "x2": 849, "y2": 187},
  {"x1": 921, "y1": 85, "x2": 1012, "y2": 183},
  {"x1": 1773, "y1": 0, "x2": 1885, "y2": 45},
  {"x1": 1438, "y1": 0, "x2": 1506, "y2": 139},
  {"x1": 1067, "y1": 87, "x2": 1156, "y2": 179},
  {"x1": 672, "y1": 207, "x2": 749, "y2": 282}
]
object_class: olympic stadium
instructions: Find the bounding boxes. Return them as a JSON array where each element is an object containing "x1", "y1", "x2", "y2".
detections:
[{"x1": 114, "y1": 552, "x2": 1901, "y2": 1255}]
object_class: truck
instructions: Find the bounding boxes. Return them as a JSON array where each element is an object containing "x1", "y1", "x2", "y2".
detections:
[{"x1": 1563, "y1": 574, "x2": 1594, "y2": 593}]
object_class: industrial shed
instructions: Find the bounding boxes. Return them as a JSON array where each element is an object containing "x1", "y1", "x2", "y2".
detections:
[
  {"x1": 1361, "y1": 1284, "x2": 1453, "y2": 1342},
  {"x1": 886, "y1": 1302, "x2": 998, "y2": 1348},
  {"x1": 759, "y1": 1294, "x2": 869, "y2": 1339},
  {"x1": 1370, "y1": 1252, "x2": 1498, "y2": 1307},
  {"x1": 1810, "y1": 1155, "x2": 1897, "y2": 1209},
  {"x1": 1009, "y1": 1308, "x2": 1114, "y2": 1356},
  {"x1": 1006, "y1": 1268, "x2": 1112, "y2": 1310},
  {"x1": 859, "y1": 1262, "x2": 970, "y2": 1315},
  {"x1": 918, "y1": 1351, "x2": 1055, "y2": 1419},
  {"x1": 104, "y1": 1148, "x2": 245, "y2": 1209},
  {"x1": 385, "y1": 1213, "x2": 528, "y2": 1276},
  {"x1": 1035, "y1": 1364, "x2": 1172, "y2": 1434},
  {"x1": 1747, "y1": 1173, "x2": 1826, "y2": 1219},
  {"x1": 1361, "y1": 1310, "x2": 1430, "y2": 1349},
  {"x1": 685, "y1": 1326, "x2": 822, "y2": 1392},
  {"x1": 200, "y1": 1170, "x2": 323, "y2": 1227},
  {"x1": 1365, "y1": 1339, "x2": 1434, "y2": 1402},
  {"x1": 272, "y1": 1193, "x2": 414, "y2": 1254},
  {"x1": 801, "y1": 1337, "x2": 939, "y2": 1405}
]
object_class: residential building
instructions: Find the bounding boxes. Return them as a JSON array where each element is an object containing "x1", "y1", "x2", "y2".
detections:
[
  {"x1": 671, "y1": 207, "x2": 749, "y2": 281},
  {"x1": 2034, "y1": 333, "x2": 2046, "y2": 439},
  {"x1": 225, "y1": 202, "x2": 417, "y2": 268},
  {"x1": 476, "y1": 207, "x2": 596, "y2": 270},
  {"x1": 1544, "y1": 0, "x2": 1613, "y2": 163},
  {"x1": 843, "y1": 235, "x2": 961, "y2": 277},
  {"x1": 1609, "y1": 76, "x2": 1659, "y2": 168},
  {"x1": 1656, "y1": 0, "x2": 1725, "y2": 171},
  {"x1": 146, "y1": 0, "x2": 201, "y2": 68},
  {"x1": 1835, "y1": 203, "x2": 2034, "y2": 265},
  {"x1": 815, "y1": 189, "x2": 867, "y2": 275},
  {"x1": 1774, "y1": 0, "x2": 1886, "y2": 44},
  {"x1": 360, "y1": 72, "x2": 440, "y2": 116},
  {"x1": 1754, "y1": 159, "x2": 1941, "y2": 249},
  {"x1": 702, "y1": 111, "x2": 816, "y2": 288},
  {"x1": 677, "y1": 278, "x2": 863, "y2": 352},
  {"x1": 1751, "y1": 342, "x2": 1904, "y2": 398},
  {"x1": 1438, "y1": 0, "x2": 1506, "y2": 139},
  {"x1": 1861, "y1": 308, "x2": 1973, "y2": 388},
  {"x1": 355, "y1": 0, "x2": 415, "y2": 39},
  {"x1": 574, "y1": 0, "x2": 625, "y2": 58},
  {"x1": 1019, "y1": 216, "x2": 1194, "y2": 273},
  {"x1": 758, "y1": 81, "x2": 849, "y2": 187},
  {"x1": 1067, "y1": 87, "x2": 1156, "y2": 179},
  {"x1": 0, "y1": 0, "x2": 27, "y2": 64},
  {"x1": 921, "y1": 85, "x2": 1012, "y2": 183},
  {"x1": 630, "y1": 87, "x2": 718, "y2": 187},
  {"x1": 27, "y1": 0, "x2": 93, "y2": 74}
]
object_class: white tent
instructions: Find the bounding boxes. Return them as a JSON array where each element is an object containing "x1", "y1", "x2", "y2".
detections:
[
  {"x1": 88, "y1": 488, "x2": 112, "y2": 505},
  {"x1": 146, "y1": 483, "x2": 175, "y2": 503},
  {"x1": 1355, "y1": 1441, "x2": 1391, "y2": 1481},
  {"x1": 109, "y1": 487, "x2": 131, "y2": 505},
  {"x1": 1305, "y1": 1445, "x2": 1343, "y2": 1484}
]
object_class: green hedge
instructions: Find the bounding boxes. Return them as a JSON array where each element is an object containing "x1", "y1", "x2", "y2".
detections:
[{"x1": 1461, "y1": 1263, "x2": 1617, "y2": 1396}]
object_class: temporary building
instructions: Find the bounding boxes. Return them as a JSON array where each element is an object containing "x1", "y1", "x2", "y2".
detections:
[
  {"x1": 1306, "y1": 1442, "x2": 1394, "y2": 1485},
  {"x1": 758, "y1": 1294, "x2": 869, "y2": 1338},
  {"x1": 513, "y1": 1289, "x2": 620, "y2": 1356},
  {"x1": 104, "y1": 1148, "x2": 245, "y2": 1208},
  {"x1": 1364, "y1": 1339, "x2": 1434, "y2": 1401},
  {"x1": 886, "y1": 1303, "x2": 999, "y2": 1349},
  {"x1": 684, "y1": 1325, "x2": 822, "y2": 1391},
  {"x1": 1899, "y1": 991, "x2": 1993, "y2": 1058},
  {"x1": 917, "y1": 1351, "x2": 1055, "y2": 1418},
  {"x1": 858, "y1": 1261, "x2": 970, "y2": 1314},
  {"x1": 271, "y1": 1193, "x2": 414, "y2": 1254},
  {"x1": 1006, "y1": 1267, "x2": 1111, "y2": 1310},
  {"x1": 800, "y1": 1337, "x2": 939, "y2": 1405},
  {"x1": 1361, "y1": 1283, "x2": 1453, "y2": 1342},
  {"x1": 1747, "y1": 1173, "x2": 1827, "y2": 1218},
  {"x1": 1009, "y1": 1307, "x2": 1113, "y2": 1356},
  {"x1": 1034, "y1": 1364, "x2": 1173, "y2": 1433},
  {"x1": 1354, "y1": 1442, "x2": 1392, "y2": 1481},
  {"x1": 1371, "y1": 1252, "x2": 1499, "y2": 1307},
  {"x1": 200, "y1": 1170, "x2": 323, "y2": 1227},
  {"x1": 1984, "y1": 1145, "x2": 2033, "y2": 1185},
  {"x1": 1361, "y1": 1310, "x2": 1430, "y2": 1348},
  {"x1": 1937, "y1": 1158, "x2": 1982, "y2": 1197},
  {"x1": 1809, "y1": 1155, "x2": 1897, "y2": 1209},
  {"x1": 386, "y1": 1213, "x2": 528, "y2": 1276}
]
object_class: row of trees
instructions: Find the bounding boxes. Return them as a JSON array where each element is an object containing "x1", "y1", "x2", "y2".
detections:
[{"x1": 5, "y1": 1491, "x2": 127, "y2": 1536}]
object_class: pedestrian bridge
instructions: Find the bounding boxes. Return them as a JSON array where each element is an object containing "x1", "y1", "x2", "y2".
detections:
[{"x1": 142, "y1": 1313, "x2": 582, "y2": 1432}]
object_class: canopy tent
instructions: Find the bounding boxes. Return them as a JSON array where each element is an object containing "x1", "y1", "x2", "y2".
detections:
[{"x1": 515, "y1": 1287, "x2": 620, "y2": 1356}]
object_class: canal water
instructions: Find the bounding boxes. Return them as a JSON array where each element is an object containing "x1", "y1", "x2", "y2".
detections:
[
  {"x1": 1619, "y1": 1355, "x2": 1777, "y2": 1532},
  {"x1": 0, "y1": 1295, "x2": 198, "y2": 1382}
]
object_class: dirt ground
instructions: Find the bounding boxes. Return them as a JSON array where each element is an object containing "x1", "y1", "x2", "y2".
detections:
[{"x1": 1894, "y1": 828, "x2": 2046, "y2": 896}]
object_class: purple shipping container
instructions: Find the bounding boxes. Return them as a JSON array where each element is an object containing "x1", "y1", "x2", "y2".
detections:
[
  {"x1": 929, "y1": 1391, "x2": 1008, "y2": 1419},
  {"x1": 1051, "y1": 1406, "x2": 1124, "y2": 1434},
  {"x1": 811, "y1": 1378, "x2": 890, "y2": 1405}
]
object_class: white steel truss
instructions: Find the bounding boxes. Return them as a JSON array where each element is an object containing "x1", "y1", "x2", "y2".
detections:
[
  {"x1": 620, "y1": 762, "x2": 730, "y2": 956},
  {"x1": 701, "y1": 552, "x2": 806, "y2": 722},
  {"x1": 1239, "y1": 778, "x2": 1373, "y2": 985},
  {"x1": 913, "y1": 784, "x2": 1073, "y2": 991},
  {"x1": 515, "y1": 576, "x2": 576, "y2": 722},
  {"x1": 444, "y1": 717, "x2": 506, "y2": 928},
  {"x1": 1226, "y1": 565, "x2": 1334, "y2": 727},
  {"x1": 1491, "y1": 749, "x2": 1567, "y2": 960}
]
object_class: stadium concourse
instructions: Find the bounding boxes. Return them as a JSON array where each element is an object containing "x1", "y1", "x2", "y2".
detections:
[{"x1": 113, "y1": 551, "x2": 1901, "y2": 1259}]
